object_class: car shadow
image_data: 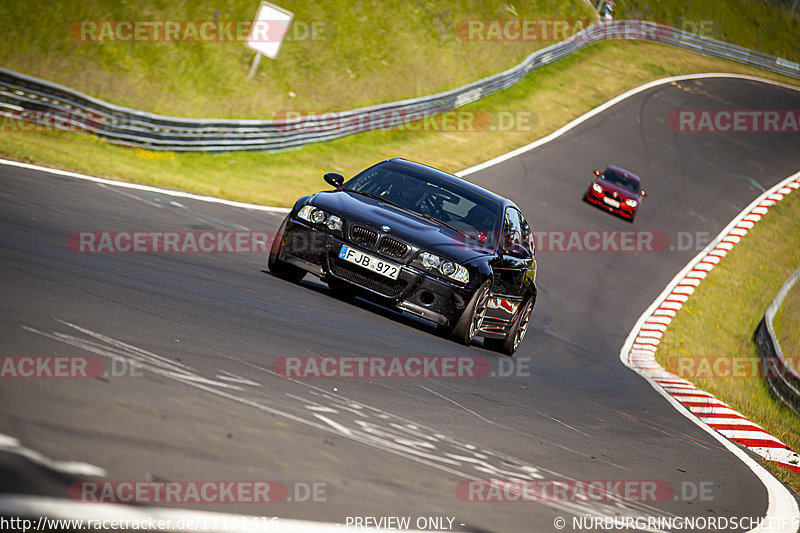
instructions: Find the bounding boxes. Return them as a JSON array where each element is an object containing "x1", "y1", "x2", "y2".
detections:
[{"x1": 261, "y1": 268, "x2": 502, "y2": 353}]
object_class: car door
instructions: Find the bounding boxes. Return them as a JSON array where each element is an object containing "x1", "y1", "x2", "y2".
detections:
[{"x1": 487, "y1": 207, "x2": 534, "y2": 325}]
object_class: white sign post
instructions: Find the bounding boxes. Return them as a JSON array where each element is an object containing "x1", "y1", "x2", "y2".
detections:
[{"x1": 245, "y1": 1, "x2": 294, "y2": 79}]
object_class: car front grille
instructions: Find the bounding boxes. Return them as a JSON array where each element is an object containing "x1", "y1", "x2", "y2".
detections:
[
  {"x1": 329, "y1": 259, "x2": 408, "y2": 298},
  {"x1": 350, "y1": 225, "x2": 379, "y2": 248},
  {"x1": 378, "y1": 236, "x2": 408, "y2": 259}
]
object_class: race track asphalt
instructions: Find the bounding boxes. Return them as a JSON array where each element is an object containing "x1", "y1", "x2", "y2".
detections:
[{"x1": 1, "y1": 76, "x2": 799, "y2": 532}]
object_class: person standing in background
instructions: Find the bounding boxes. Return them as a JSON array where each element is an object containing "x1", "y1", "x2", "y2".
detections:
[{"x1": 601, "y1": 0, "x2": 616, "y2": 20}]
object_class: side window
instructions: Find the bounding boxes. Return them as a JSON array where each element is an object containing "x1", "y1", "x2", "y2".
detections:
[
  {"x1": 502, "y1": 208, "x2": 522, "y2": 249},
  {"x1": 503, "y1": 208, "x2": 534, "y2": 254},
  {"x1": 517, "y1": 210, "x2": 534, "y2": 254}
]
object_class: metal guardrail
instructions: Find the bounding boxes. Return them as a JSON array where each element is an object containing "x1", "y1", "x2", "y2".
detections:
[
  {"x1": 757, "y1": 267, "x2": 800, "y2": 417},
  {"x1": 1, "y1": 20, "x2": 799, "y2": 152}
]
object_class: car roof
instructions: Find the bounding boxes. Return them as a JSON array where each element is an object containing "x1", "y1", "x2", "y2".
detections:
[
  {"x1": 385, "y1": 158, "x2": 514, "y2": 210},
  {"x1": 605, "y1": 165, "x2": 642, "y2": 182}
]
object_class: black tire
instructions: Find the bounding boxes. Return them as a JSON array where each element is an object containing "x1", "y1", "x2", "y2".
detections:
[
  {"x1": 450, "y1": 280, "x2": 492, "y2": 345},
  {"x1": 485, "y1": 296, "x2": 534, "y2": 356},
  {"x1": 268, "y1": 217, "x2": 306, "y2": 283}
]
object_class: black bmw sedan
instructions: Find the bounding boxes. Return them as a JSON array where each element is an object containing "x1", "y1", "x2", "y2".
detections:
[{"x1": 268, "y1": 158, "x2": 537, "y2": 355}]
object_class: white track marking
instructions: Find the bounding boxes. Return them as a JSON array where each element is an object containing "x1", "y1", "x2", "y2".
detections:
[
  {"x1": 619, "y1": 171, "x2": 800, "y2": 533},
  {"x1": 0, "y1": 159, "x2": 290, "y2": 214},
  {"x1": 456, "y1": 73, "x2": 800, "y2": 178},
  {"x1": 0, "y1": 433, "x2": 106, "y2": 477},
  {"x1": 24, "y1": 323, "x2": 669, "y2": 523},
  {"x1": 418, "y1": 384, "x2": 494, "y2": 425},
  {"x1": 215, "y1": 370, "x2": 260, "y2": 386},
  {"x1": 96, "y1": 183, "x2": 164, "y2": 208},
  {"x1": 313, "y1": 413, "x2": 354, "y2": 436},
  {"x1": 3, "y1": 73, "x2": 798, "y2": 532},
  {"x1": 0, "y1": 494, "x2": 430, "y2": 533}
]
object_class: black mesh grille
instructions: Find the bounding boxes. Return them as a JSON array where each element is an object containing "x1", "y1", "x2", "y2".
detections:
[
  {"x1": 351, "y1": 226, "x2": 378, "y2": 248},
  {"x1": 329, "y1": 259, "x2": 407, "y2": 297},
  {"x1": 378, "y1": 237, "x2": 408, "y2": 258}
]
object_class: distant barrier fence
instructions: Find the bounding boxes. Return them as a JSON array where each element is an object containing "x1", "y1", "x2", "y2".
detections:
[
  {"x1": 757, "y1": 267, "x2": 800, "y2": 418},
  {"x1": 1, "y1": 20, "x2": 799, "y2": 152}
]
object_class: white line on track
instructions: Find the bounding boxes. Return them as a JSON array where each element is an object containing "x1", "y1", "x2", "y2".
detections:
[
  {"x1": 0, "y1": 433, "x2": 106, "y2": 478},
  {"x1": 0, "y1": 159, "x2": 290, "y2": 213},
  {"x1": 618, "y1": 170, "x2": 800, "y2": 533},
  {"x1": 456, "y1": 73, "x2": 800, "y2": 178},
  {"x1": 2, "y1": 72, "x2": 798, "y2": 532}
]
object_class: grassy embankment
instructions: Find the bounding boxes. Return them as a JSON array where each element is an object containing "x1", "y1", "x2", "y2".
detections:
[
  {"x1": 657, "y1": 190, "x2": 800, "y2": 492},
  {"x1": 774, "y1": 278, "x2": 800, "y2": 374},
  {"x1": 0, "y1": 1, "x2": 798, "y2": 206}
]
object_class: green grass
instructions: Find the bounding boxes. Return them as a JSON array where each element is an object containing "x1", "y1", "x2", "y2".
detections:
[
  {"x1": 1, "y1": 40, "x2": 798, "y2": 208},
  {"x1": 656, "y1": 190, "x2": 800, "y2": 493},
  {"x1": 0, "y1": 0, "x2": 599, "y2": 118},
  {"x1": 775, "y1": 275, "x2": 800, "y2": 373},
  {"x1": 618, "y1": 0, "x2": 800, "y2": 62},
  {"x1": 2, "y1": 0, "x2": 796, "y2": 120}
]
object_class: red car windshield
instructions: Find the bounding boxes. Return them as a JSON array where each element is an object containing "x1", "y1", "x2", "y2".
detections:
[{"x1": 601, "y1": 170, "x2": 640, "y2": 194}]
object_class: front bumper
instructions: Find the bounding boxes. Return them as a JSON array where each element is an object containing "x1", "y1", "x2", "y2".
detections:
[
  {"x1": 278, "y1": 218, "x2": 473, "y2": 326},
  {"x1": 585, "y1": 188, "x2": 637, "y2": 219}
]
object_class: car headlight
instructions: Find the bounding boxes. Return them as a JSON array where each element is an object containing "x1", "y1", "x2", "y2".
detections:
[
  {"x1": 625, "y1": 199, "x2": 638, "y2": 207},
  {"x1": 592, "y1": 183, "x2": 603, "y2": 194},
  {"x1": 310, "y1": 209, "x2": 326, "y2": 224},
  {"x1": 326, "y1": 215, "x2": 343, "y2": 231},
  {"x1": 297, "y1": 205, "x2": 316, "y2": 222},
  {"x1": 297, "y1": 205, "x2": 344, "y2": 232},
  {"x1": 420, "y1": 251, "x2": 440, "y2": 269},
  {"x1": 417, "y1": 252, "x2": 469, "y2": 284}
]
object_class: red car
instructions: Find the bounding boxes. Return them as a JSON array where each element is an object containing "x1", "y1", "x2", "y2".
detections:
[{"x1": 584, "y1": 165, "x2": 646, "y2": 222}]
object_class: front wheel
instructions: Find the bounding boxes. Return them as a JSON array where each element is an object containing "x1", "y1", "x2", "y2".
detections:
[
  {"x1": 449, "y1": 281, "x2": 492, "y2": 345},
  {"x1": 485, "y1": 296, "x2": 534, "y2": 356},
  {"x1": 268, "y1": 217, "x2": 306, "y2": 283}
]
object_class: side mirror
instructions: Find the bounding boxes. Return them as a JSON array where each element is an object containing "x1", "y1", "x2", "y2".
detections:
[
  {"x1": 593, "y1": 169, "x2": 601, "y2": 177},
  {"x1": 504, "y1": 243, "x2": 531, "y2": 259},
  {"x1": 324, "y1": 172, "x2": 344, "y2": 188},
  {"x1": 640, "y1": 189, "x2": 647, "y2": 197}
]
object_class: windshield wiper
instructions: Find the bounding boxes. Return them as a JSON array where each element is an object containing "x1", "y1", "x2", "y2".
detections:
[
  {"x1": 341, "y1": 188, "x2": 405, "y2": 210},
  {"x1": 412, "y1": 211, "x2": 469, "y2": 238},
  {"x1": 342, "y1": 188, "x2": 469, "y2": 237}
]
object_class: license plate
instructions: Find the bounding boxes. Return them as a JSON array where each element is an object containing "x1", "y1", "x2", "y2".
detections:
[
  {"x1": 603, "y1": 197, "x2": 620, "y2": 208},
  {"x1": 339, "y1": 245, "x2": 401, "y2": 280}
]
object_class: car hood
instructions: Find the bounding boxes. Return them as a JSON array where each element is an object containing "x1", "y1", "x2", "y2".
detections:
[
  {"x1": 595, "y1": 179, "x2": 638, "y2": 200},
  {"x1": 309, "y1": 190, "x2": 493, "y2": 263}
]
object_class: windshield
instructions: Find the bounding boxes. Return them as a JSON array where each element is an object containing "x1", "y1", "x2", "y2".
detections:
[
  {"x1": 601, "y1": 169, "x2": 640, "y2": 194},
  {"x1": 345, "y1": 162, "x2": 502, "y2": 246}
]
